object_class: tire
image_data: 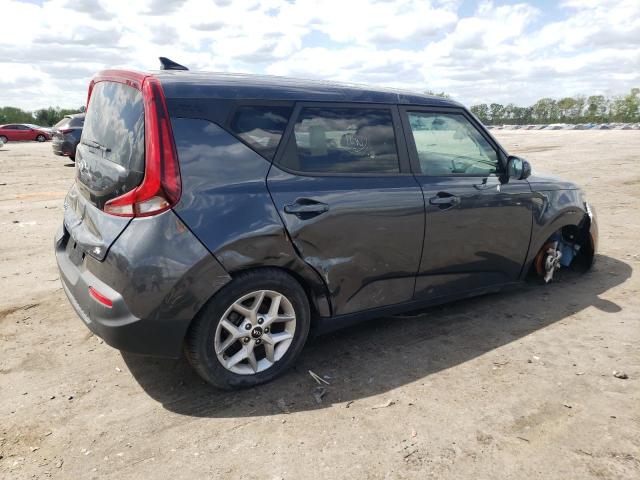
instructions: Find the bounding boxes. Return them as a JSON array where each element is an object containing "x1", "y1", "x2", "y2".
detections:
[
  {"x1": 0, "y1": 136, "x2": 7, "y2": 143},
  {"x1": 36, "y1": 134, "x2": 46, "y2": 142},
  {"x1": 185, "y1": 269, "x2": 310, "y2": 389}
]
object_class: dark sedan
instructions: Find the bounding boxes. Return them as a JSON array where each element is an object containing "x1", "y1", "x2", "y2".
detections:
[{"x1": 52, "y1": 113, "x2": 85, "y2": 161}]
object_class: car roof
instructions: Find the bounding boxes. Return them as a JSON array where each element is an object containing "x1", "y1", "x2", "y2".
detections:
[{"x1": 153, "y1": 71, "x2": 461, "y2": 107}]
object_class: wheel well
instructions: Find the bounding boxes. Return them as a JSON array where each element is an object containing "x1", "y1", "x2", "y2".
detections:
[
  {"x1": 528, "y1": 220, "x2": 594, "y2": 278},
  {"x1": 228, "y1": 266, "x2": 327, "y2": 320}
]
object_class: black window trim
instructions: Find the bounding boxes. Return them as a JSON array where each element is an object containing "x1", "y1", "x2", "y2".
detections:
[
  {"x1": 398, "y1": 105, "x2": 508, "y2": 177},
  {"x1": 224, "y1": 100, "x2": 295, "y2": 162},
  {"x1": 272, "y1": 101, "x2": 412, "y2": 178}
]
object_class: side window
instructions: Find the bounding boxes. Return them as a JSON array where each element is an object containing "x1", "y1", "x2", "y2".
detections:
[
  {"x1": 406, "y1": 112, "x2": 499, "y2": 176},
  {"x1": 281, "y1": 107, "x2": 400, "y2": 174},
  {"x1": 228, "y1": 105, "x2": 292, "y2": 160}
]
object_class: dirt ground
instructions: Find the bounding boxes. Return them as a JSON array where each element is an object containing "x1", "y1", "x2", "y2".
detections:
[{"x1": 1, "y1": 131, "x2": 639, "y2": 480}]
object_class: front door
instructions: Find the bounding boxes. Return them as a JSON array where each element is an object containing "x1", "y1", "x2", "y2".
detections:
[
  {"x1": 400, "y1": 107, "x2": 534, "y2": 300},
  {"x1": 268, "y1": 103, "x2": 425, "y2": 316}
]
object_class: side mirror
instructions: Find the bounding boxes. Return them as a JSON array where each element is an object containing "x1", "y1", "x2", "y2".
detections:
[{"x1": 505, "y1": 155, "x2": 531, "y2": 181}]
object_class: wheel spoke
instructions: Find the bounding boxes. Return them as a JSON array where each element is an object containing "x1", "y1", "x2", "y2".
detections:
[
  {"x1": 220, "y1": 319, "x2": 241, "y2": 338},
  {"x1": 232, "y1": 303, "x2": 253, "y2": 320},
  {"x1": 276, "y1": 314, "x2": 295, "y2": 323},
  {"x1": 270, "y1": 332, "x2": 293, "y2": 345},
  {"x1": 216, "y1": 335, "x2": 236, "y2": 355},
  {"x1": 264, "y1": 342, "x2": 275, "y2": 363},
  {"x1": 268, "y1": 294, "x2": 282, "y2": 317},
  {"x1": 247, "y1": 350, "x2": 258, "y2": 372},
  {"x1": 251, "y1": 291, "x2": 266, "y2": 313},
  {"x1": 225, "y1": 346, "x2": 248, "y2": 369}
]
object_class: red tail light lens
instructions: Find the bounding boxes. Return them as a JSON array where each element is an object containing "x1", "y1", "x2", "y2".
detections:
[
  {"x1": 104, "y1": 76, "x2": 181, "y2": 217},
  {"x1": 88, "y1": 286, "x2": 113, "y2": 308}
]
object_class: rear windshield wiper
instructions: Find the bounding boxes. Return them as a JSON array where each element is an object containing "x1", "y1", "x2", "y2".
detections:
[{"x1": 81, "y1": 138, "x2": 111, "y2": 153}]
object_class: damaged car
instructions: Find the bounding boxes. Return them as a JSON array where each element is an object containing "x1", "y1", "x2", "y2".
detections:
[{"x1": 55, "y1": 58, "x2": 597, "y2": 389}]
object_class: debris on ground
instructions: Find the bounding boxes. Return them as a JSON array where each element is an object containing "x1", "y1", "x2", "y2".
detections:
[
  {"x1": 313, "y1": 387, "x2": 327, "y2": 404},
  {"x1": 308, "y1": 370, "x2": 330, "y2": 385},
  {"x1": 613, "y1": 371, "x2": 629, "y2": 379},
  {"x1": 371, "y1": 400, "x2": 395, "y2": 410},
  {"x1": 276, "y1": 398, "x2": 290, "y2": 414},
  {"x1": 345, "y1": 400, "x2": 354, "y2": 408}
]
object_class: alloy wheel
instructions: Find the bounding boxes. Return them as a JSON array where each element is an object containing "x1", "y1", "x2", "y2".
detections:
[{"x1": 214, "y1": 290, "x2": 296, "y2": 375}]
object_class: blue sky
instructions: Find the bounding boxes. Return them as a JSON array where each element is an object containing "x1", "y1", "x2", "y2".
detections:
[{"x1": 2, "y1": 0, "x2": 638, "y2": 109}]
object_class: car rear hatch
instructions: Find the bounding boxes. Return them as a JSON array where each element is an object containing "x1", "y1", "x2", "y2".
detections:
[
  {"x1": 52, "y1": 117, "x2": 71, "y2": 142},
  {"x1": 63, "y1": 72, "x2": 181, "y2": 261}
]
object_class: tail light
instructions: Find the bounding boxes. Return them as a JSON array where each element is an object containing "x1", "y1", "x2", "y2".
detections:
[{"x1": 104, "y1": 76, "x2": 181, "y2": 217}]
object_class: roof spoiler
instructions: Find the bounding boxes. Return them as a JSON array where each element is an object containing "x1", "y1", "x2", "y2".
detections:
[{"x1": 159, "y1": 57, "x2": 189, "y2": 71}]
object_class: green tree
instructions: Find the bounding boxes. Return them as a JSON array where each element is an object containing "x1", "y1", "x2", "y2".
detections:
[
  {"x1": 470, "y1": 103, "x2": 490, "y2": 123},
  {"x1": 489, "y1": 103, "x2": 505, "y2": 124}
]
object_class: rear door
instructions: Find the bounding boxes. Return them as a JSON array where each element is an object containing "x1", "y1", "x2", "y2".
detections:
[
  {"x1": 267, "y1": 103, "x2": 425, "y2": 316},
  {"x1": 65, "y1": 81, "x2": 145, "y2": 260},
  {"x1": 400, "y1": 107, "x2": 533, "y2": 299}
]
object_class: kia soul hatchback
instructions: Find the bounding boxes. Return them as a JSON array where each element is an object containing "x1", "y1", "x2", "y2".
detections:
[{"x1": 56, "y1": 60, "x2": 597, "y2": 389}]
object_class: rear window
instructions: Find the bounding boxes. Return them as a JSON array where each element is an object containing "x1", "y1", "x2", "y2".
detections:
[
  {"x1": 69, "y1": 116, "x2": 85, "y2": 127},
  {"x1": 55, "y1": 117, "x2": 70, "y2": 129},
  {"x1": 228, "y1": 105, "x2": 292, "y2": 160},
  {"x1": 83, "y1": 82, "x2": 144, "y2": 171}
]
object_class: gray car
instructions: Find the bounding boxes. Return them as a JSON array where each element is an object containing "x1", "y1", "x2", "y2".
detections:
[
  {"x1": 52, "y1": 113, "x2": 84, "y2": 161},
  {"x1": 56, "y1": 59, "x2": 597, "y2": 389}
]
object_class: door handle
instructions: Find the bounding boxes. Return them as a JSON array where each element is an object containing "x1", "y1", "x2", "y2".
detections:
[
  {"x1": 429, "y1": 194, "x2": 460, "y2": 207},
  {"x1": 284, "y1": 200, "x2": 329, "y2": 217}
]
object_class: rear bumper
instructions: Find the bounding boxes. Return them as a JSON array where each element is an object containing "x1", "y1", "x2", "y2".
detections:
[
  {"x1": 52, "y1": 140, "x2": 75, "y2": 157},
  {"x1": 55, "y1": 210, "x2": 231, "y2": 358}
]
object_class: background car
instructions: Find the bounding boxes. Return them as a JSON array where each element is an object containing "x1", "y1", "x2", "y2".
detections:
[
  {"x1": 0, "y1": 123, "x2": 52, "y2": 143},
  {"x1": 51, "y1": 113, "x2": 84, "y2": 161}
]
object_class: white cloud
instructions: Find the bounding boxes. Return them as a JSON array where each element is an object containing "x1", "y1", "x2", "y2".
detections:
[{"x1": 0, "y1": 0, "x2": 638, "y2": 110}]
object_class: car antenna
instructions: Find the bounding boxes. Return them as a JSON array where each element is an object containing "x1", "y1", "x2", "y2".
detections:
[{"x1": 159, "y1": 57, "x2": 189, "y2": 71}]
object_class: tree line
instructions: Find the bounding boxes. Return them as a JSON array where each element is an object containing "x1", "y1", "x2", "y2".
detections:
[
  {"x1": 469, "y1": 88, "x2": 639, "y2": 125},
  {"x1": 2, "y1": 87, "x2": 639, "y2": 127},
  {"x1": 0, "y1": 106, "x2": 84, "y2": 127}
]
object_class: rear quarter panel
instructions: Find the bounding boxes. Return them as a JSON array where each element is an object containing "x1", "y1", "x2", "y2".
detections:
[{"x1": 170, "y1": 117, "x2": 331, "y2": 317}]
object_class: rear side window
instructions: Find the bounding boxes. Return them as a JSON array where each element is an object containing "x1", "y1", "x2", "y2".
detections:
[
  {"x1": 282, "y1": 107, "x2": 400, "y2": 174},
  {"x1": 83, "y1": 82, "x2": 145, "y2": 172},
  {"x1": 228, "y1": 105, "x2": 292, "y2": 160}
]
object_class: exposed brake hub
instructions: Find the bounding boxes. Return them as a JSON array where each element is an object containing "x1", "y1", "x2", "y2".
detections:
[
  {"x1": 534, "y1": 236, "x2": 581, "y2": 283},
  {"x1": 541, "y1": 242, "x2": 562, "y2": 283}
]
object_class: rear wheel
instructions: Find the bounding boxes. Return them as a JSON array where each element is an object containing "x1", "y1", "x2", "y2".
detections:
[
  {"x1": 0, "y1": 135, "x2": 7, "y2": 143},
  {"x1": 36, "y1": 134, "x2": 46, "y2": 142},
  {"x1": 185, "y1": 269, "x2": 310, "y2": 389}
]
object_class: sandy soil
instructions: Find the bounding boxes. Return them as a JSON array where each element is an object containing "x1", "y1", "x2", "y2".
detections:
[{"x1": 1, "y1": 131, "x2": 639, "y2": 479}]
